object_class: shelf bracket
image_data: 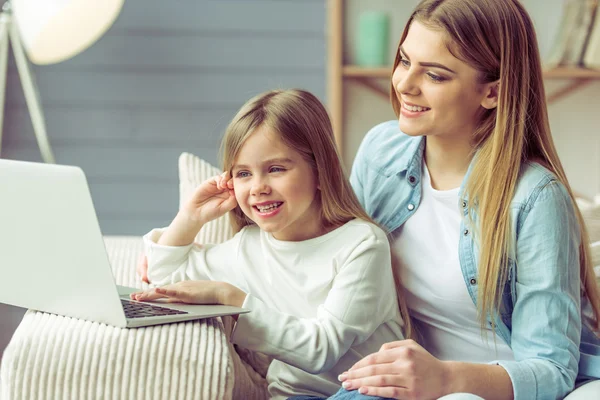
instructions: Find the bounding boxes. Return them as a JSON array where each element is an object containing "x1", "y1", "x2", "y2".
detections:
[
  {"x1": 546, "y1": 78, "x2": 594, "y2": 104},
  {"x1": 354, "y1": 78, "x2": 389, "y2": 101}
]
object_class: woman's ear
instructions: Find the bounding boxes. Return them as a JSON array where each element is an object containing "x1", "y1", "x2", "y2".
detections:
[{"x1": 481, "y1": 80, "x2": 499, "y2": 110}]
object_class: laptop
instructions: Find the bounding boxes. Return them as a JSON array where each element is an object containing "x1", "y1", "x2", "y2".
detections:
[{"x1": 0, "y1": 159, "x2": 248, "y2": 328}]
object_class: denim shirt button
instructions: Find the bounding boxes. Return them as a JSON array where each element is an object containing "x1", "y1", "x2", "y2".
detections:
[
  {"x1": 462, "y1": 200, "x2": 467, "y2": 208},
  {"x1": 408, "y1": 176, "x2": 416, "y2": 184},
  {"x1": 470, "y1": 278, "x2": 477, "y2": 285},
  {"x1": 463, "y1": 229, "x2": 469, "y2": 236},
  {"x1": 407, "y1": 204, "x2": 415, "y2": 211}
]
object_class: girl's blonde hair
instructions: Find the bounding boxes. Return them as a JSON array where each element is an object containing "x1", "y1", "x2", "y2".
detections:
[
  {"x1": 220, "y1": 89, "x2": 412, "y2": 338},
  {"x1": 391, "y1": 0, "x2": 600, "y2": 332}
]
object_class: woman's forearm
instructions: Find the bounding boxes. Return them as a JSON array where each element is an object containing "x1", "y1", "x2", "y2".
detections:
[
  {"x1": 445, "y1": 361, "x2": 513, "y2": 400},
  {"x1": 157, "y1": 212, "x2": 204, "y2": 247}
]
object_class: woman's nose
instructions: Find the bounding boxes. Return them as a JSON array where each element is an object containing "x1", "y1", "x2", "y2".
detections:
[{"x1": 395, "y1": 68, "x2": 420, "y2": 96}]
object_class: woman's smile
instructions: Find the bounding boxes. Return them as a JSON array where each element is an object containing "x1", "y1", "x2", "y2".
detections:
[{"x1": 401, "y1": 101, "x2": 431, "y2": 118}]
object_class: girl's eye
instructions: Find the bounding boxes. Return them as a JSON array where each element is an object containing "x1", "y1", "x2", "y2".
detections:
[
  {"x1": 235, "y1": 171, "x2": 251, "y2": 178},
  {"x1": 427, "y1": 73, "x2": 446, "y2": 83},
  {"x1": 399, "y1": 58, "x2": 410, "y2": 68},
  {"x1": 269, "y1": 166, "x2": 285, "y2": 173}
]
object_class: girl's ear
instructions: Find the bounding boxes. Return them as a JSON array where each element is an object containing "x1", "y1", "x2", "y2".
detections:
[{"x1": 481, "y1": 80, "x2": 499, "y2": 110}]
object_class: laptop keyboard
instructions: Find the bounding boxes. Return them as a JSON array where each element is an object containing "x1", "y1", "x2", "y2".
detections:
[{"x1": 121, "y1": 299, "x2": 188, "y2": 319}]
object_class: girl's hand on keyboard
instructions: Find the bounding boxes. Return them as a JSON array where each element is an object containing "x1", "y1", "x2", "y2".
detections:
[{"x1": 130, "y1": 280, "x2": 246, "y2": 307}]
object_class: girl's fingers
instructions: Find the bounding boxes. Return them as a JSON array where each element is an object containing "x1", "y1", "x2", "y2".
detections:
[
  {"x1": 218, "y1": 172, "x2": 228, "y2": 190},
  {"x1": 156, "y1": 287, "x2": 179, "y2": 297},
  {"x1": 134, "y1": 288, "x2": 167, "y2": 301},
  {"x1": 221, "y1": 194, "x2": 238, "y2": 211}
]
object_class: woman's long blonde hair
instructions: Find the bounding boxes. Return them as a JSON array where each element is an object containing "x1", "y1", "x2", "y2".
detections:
[
  {"x1": 221, "y1": 89, "x2": 413, "y2": 337},
  {"x1": 391, "y1": 0, "x2": 600, "y2": 332}
]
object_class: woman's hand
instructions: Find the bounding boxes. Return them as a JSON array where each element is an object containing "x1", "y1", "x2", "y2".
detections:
[
  {"x1": 338, "y1": 340, "x2": 451, "y2": 399},
  {"x1": 130, "y1": 280, "x2": 247, "y2": 307},
  {"x1": 180, "y1": 172, "x2": 237, "y2": 226}
]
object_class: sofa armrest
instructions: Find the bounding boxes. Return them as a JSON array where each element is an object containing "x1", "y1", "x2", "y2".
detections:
[{"x1": 0, "y1": 236, "x2": 235, "y2": 400}]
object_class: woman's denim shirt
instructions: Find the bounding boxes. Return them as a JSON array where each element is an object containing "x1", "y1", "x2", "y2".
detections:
[{"x1": 350, "y1": 121, "x2": 600, "y2": 400}]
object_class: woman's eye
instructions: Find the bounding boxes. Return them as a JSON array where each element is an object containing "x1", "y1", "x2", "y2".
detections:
[
  {"x1": 236, "y1": 171, "x2": 251, "y2": 178},
  {"x1": 427, "y1": 73, "x2": 446, "y2": 83},
  {"x1": 269, "y1": 166, "x2": 285, "y2": 173},
  {"x1": 400, "y1": 58, "x2": 410, "y2": 68}
]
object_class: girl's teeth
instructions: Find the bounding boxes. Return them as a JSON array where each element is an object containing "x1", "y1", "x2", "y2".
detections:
[{"x1": 256, "y1": 203, "x2": 281, "y2": 212}]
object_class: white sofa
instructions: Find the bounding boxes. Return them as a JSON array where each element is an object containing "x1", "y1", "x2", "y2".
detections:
[{"x1": 0, "y1": 153, "x2": 269, "y2": 400}]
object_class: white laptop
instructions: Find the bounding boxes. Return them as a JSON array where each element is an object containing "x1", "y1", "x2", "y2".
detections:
[{"x1": 0, "y1": 159, "x2": 248, "y2": 328}]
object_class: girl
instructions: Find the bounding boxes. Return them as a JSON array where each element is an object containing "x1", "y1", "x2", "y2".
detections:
[
  {"x1": 132, "y1": 89, "x2": 409, "y2": 400},
  {"x1": 333, "y1": 0, "x2": 600, "y2": 399}
]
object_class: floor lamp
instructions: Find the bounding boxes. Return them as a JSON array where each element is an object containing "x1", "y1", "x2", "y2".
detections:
[{"x1": 0, "y1": 0, "x2": 124, "y2": 163}]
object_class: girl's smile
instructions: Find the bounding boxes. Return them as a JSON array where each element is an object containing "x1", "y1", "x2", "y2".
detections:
[{"x1": 253, "y1": 201, "x2": 283, "y2": 217}]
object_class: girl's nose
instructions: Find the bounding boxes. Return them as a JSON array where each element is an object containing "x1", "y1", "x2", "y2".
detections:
[{"x1": 250, "y1": 179, "x2": 271, "y2": 196}]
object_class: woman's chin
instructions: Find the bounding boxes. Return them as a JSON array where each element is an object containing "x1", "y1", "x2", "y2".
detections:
[{"x1": 399, "y1": 120, "x2": 425, "y2": 137}]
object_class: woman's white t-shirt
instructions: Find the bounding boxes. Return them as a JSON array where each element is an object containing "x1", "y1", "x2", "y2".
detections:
[{"x1": 394, "y1": 165, "x2": 514, "y2": 363}]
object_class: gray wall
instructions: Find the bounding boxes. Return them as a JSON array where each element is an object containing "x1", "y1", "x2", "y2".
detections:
[{"x1": 1, "y1": 0, "x2": 325, "y2": 356}]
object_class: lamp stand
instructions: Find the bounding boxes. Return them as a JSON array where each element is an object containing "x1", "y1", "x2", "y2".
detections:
[{"x1": 0, "y1": 1, "x2": 55, "y2": 163}]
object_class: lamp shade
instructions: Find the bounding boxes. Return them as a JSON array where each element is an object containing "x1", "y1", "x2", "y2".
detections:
[{"x1": 12, "y1": 0, "x2": 124, "y2": 65}]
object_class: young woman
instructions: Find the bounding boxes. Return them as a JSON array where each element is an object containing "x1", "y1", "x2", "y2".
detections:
[
  {"x1": 132, "y1": 89, "x2": 410, "y2": 400},
  {"x1": 332, "y1": 0, "x2": 600, "y2": 399}
]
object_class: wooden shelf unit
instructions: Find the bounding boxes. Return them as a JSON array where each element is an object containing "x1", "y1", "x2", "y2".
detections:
[{"x1": 327, "y1": 0, "x2": 600, "y2": 151}]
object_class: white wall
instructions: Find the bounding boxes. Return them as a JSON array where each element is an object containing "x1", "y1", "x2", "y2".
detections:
[{"x1": 342, "y1": 0, "x2": 600, "y2": 198}]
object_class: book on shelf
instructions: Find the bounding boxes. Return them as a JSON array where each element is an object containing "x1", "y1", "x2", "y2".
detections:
[{"x1": 546, "y1": 0, "x2": 598, "y2": 67}]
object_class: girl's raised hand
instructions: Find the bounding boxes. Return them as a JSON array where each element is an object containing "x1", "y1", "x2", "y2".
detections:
[
  {"x1": 338, "y1": 340, "x2": 451, "y2": 399},
  {"x1": 180, "y1": 172, "x2": 237, "y2": 226}
]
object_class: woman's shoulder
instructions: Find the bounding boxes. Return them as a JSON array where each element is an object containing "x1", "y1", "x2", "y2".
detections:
[
  {"x1": 513, "y1": 161, "x2": 571, "y2": 208},
  {"x1": 355, "y1": 121, "x2": 422, "y2": 173}
]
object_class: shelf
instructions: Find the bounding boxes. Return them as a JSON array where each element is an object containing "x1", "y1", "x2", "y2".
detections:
[
  {"x1": 543, "y1": 67, "x2": 600, "y2": 79},
  {"x1": 343, "y1": 66, "x2": 390, "y2": 78},
  {"x1": 342, "y1": 65, "x2": 600, "y2": 79}
]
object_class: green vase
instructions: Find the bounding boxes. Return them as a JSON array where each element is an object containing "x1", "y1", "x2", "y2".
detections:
[{"x1": 356, "y1": 11, "x2": 390, "y2": 67}]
